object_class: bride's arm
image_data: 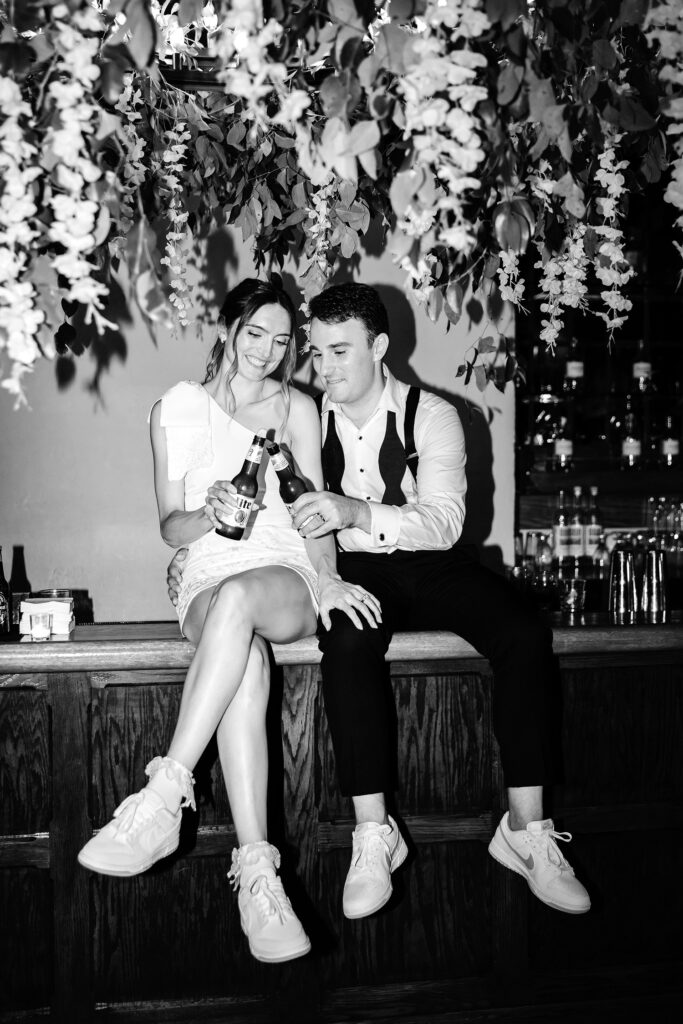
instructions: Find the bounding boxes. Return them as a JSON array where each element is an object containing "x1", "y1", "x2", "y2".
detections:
[{"x1": 150, "y1": 400, "x2": 214, "y2": 547}]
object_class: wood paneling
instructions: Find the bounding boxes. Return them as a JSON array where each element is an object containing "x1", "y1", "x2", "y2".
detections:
[
  {"x1": 0, "y1": 868, "x2": 52, "y2": 1011},
  {"x1": 0, "y1": 691, "x2": 50, "y2": 834},
  {"x1": 0, "y1": 630, "x2": 682, "y2": 1020},
  {"x1": 48, "y1": 672, "x2": 92, "y2": 1022}
]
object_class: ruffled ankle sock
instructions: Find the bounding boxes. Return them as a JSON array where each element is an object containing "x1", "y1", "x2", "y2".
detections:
[{"x1": 144, "y1": 755, "x2": 196, "y2": 814}]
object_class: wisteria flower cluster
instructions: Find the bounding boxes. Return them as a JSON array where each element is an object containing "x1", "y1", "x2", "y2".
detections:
[
  {"x1": 45, "y1": 5, "x2": 113, "y2": 329},
  {"x1": 592, "y1": 130, "x2": 634, "y2": 338},
  {"x1": 393, "y1": 0, "x2": 490, "y2": 298},
  {"x1": 0, "y1": 77, "x2": 44, "y2": 400},
  {"x1": 113, "y1": 75, "x2": 148, "y2": 253},
  {"x1": 535, "y1": 222, "x2": 589, "y2": 350},
  {"x1": 1, "y1": 0, "x2": 682, "y2": 403},
  {"x1": 644, "y1": 2, "x2": 683, "y2": 257},
  {"x1": 156, "y1": 121, "x2": 193, "y2": 328}
]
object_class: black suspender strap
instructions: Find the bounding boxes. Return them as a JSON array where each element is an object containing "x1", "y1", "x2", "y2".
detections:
[
  {"x1": 404, "y1": 385, "x2": 420, "y2": 481},
  {"x1": 316, "y1": 385, "x2": 421, "y2": 485}
]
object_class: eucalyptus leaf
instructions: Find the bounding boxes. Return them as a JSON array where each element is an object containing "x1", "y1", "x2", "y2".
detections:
[
  {"x1": 497, "y1": 62, "x2": 524, "y2": 106},
  {"x1": 178, "y1": 0, "x2": 204, "y2": 28},
  {"x1": 346, "y1": 119, "x2": 380, "y2": 156},
  {"x1": 473, "y1": 365, "x2": 488, "y2": 392},
  {"x1": 124, "y1": 0, "x2": 157, "y2": 70},
  {"x1": 319, "y1": 75, "x2": 348, "y2": 118},
  {"x1": 374, "y1": 23, "x2": 408, "y2": 76}
]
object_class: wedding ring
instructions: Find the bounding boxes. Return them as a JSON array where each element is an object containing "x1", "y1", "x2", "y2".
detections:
[{"x1": 299, "y1": 512, "x2": 325, "y2": 529}]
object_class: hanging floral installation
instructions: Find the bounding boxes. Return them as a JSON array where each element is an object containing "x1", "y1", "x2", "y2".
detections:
[{"x1": 0, "y1": 0, "x2": 681, "y2": 403}]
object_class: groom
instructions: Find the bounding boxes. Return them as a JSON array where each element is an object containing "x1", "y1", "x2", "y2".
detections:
[{"x1": 169, "y1": 282, "x2": 590, "y2": 919}]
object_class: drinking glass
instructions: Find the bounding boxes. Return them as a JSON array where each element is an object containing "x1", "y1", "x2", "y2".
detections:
[
  {"x1": 29, "y1": 612, "x2": 52, "y2": 641},
  {"x1": 559, "y1": 577, "x2": 586, "y2": 618}
]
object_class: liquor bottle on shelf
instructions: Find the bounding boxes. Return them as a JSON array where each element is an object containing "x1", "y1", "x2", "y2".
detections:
[
  {"x1": 584, "y1": 486, "x2": 602, "y2": 560},
  {"x1": 561, "y1": 336, "x2": 585, "y2": 447},
  {"x1": 9, "y1": 545, "x2": 31, "y2": 628},
  {"x1": 620, "y1": 394, "x2": 642, "y2": 470},
  {"x1": 552, "y1": 489, "x2": 572, "y2": 564},
  {"x1": 568, "y1": 485, "x2": 585, "y2": 561},
  {"x1": 562, "y1": 336, "x2": 584, "y2": 397},
  {"x1": 631, "y1": 338, "x2": 656, "y2": 463},
  {"x1": 632, "y1": 337, "x2": 653, "y2": 391},
  {"x1": 0, "y1": 546, "x2": 11, "y2": 634},
  {"x1": 547, "y1": 415, "x2": 573, "y2": 472},
  {"x1": 658, "y1": 413, "x2": 680, "y2": 470},
  {"x1": 215, "y1": 433, "x2": 266, "y2": 540},
  {"x1": 592, "y1": 533, "x2": 610, "y2": 580}
]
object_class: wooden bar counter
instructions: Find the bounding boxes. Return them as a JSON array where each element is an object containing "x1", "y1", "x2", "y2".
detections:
[{"x1": 1, "y1": 620, "x2": 682, "y2": 1023}]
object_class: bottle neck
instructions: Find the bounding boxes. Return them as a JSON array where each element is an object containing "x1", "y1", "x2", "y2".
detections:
[{"x1": 242, "y1": 438, "x2": 265, "y2": 473}]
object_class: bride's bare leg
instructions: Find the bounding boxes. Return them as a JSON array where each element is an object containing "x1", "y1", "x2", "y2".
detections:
[
  {"x1": 216, "y1": 634, "x2": 270, "y2": 846},
  {"x1": 166, "y1": 566, "x2": 315, "y2": 773}
]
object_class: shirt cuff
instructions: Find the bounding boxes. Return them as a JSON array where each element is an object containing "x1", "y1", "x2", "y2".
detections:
[{"x1": 369, "y1": 502, "x2": 401, "y2": 548}]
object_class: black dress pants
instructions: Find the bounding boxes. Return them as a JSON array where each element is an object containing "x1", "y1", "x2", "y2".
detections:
[{"x1": 317, "y1": 545, "x2": 561, "y2": 797}]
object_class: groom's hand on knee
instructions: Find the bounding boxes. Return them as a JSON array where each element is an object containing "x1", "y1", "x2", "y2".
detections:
[{"x1": 166, "y1": 547, "x2": 189, "y2": 607}]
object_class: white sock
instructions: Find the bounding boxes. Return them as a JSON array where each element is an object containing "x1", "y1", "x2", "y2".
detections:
[{"x1": 146, "y1": 766, "x2": 183, "y2": 813}]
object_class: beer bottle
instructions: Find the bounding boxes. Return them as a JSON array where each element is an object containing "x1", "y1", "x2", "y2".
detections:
[
  {"x1": 9, "y1": 545, "x2": 31, "y2": 628},
  {"x1": 0, "y1": 546, "x2": 11, "y2": 634},
  {"x1": 266, "y1": 441, "x2": 308, "y2": 512},
  {"x1": 215, "y1": 433, "x2": 266, "y2": 540},
  {"x1": 584, "y1": 486, "x2": 602, "y2": 560}
]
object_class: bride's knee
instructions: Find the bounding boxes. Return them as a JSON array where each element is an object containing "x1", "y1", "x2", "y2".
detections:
[{"x1": 209, "y1": 577, "x2": 254, "y2": 625}]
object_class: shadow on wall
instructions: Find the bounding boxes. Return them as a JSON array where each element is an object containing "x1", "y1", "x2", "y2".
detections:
[
  {"x1": 375, "y1": 284, "x2": 504, "y2": 576},
  {"x1": 52, "y1": 228, "x2": 242, "y2": 396}
]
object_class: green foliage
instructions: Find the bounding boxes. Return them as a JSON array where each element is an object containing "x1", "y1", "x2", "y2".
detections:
[{"x1": 0, "y1": 0, "x2": 680, "y2": 398}]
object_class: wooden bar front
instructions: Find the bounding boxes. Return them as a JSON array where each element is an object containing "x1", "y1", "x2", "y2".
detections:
[{"x1": 1, "y1": 622, "x2": 682, "y2": 1023}]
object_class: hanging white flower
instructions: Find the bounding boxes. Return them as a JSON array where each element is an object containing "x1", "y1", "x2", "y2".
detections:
[
  {"x1": 591, "y1": 129, "x2": 634, "y2": 337},
  {"x1": 644, "y1": 0, "x2": 683, "y2": 252},
  {"x1": 44, "y1": 5, "x2": 115, "y2": 337},
  {"x1": 156, "y1": 121, "x2": 193, "y2": 329},
  {"x1": 0, "y1": 74, "x2": 44, "y2": 404},
  {"x1": 393, "y1": 0, "x2": 490, "y2": 296}
]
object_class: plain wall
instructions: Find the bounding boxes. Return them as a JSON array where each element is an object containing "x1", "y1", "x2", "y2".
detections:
[{"x1": 0, "y1": 231, "x2": 514, "y2": 622}]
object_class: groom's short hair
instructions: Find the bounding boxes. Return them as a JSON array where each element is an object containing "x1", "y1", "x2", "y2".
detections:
[{"x1": 309, "y1": 283, "x2": 389, "y2": 345}]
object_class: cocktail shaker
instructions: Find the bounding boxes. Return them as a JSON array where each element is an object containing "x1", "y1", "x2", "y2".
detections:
[
  {"x1": 640, "y1": 549, "x2": 667, "y2": 623},
  {"x1": 608, "y1": 549, "x2": 637, "y2": 624}
]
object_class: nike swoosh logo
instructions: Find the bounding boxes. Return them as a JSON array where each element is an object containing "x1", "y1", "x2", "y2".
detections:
[{"x1": 503, "y1": 830, "x2": 534, "y2": 870}]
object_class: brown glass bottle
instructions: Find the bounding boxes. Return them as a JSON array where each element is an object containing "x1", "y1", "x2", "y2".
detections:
[
  {"x1": 215, "y1": 434, "x2": 265, "y2": 540},
  {"x1": 0, "y1": 546, "x2": 11, "y2": 634},
  {"x1": 266, "y1": 441, "x2": 308, "y2": 512},
  {"x1": 9, "y1": 545, "x2": 31, "y2": 627}
]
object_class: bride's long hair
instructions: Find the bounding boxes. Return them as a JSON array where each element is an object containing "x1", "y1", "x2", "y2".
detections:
[{"x1": 204, "y1": 278, "x2": 298, "y2": 428}]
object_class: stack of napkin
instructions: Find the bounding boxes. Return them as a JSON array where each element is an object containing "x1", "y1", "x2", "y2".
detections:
[{"x1": 19, "y1": 597, "x2": 75, "y2": 636}]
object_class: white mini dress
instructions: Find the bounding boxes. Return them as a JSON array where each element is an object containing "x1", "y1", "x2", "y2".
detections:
[{"x1": 157, "y1": 381, "x2": 319, "y2": 633}]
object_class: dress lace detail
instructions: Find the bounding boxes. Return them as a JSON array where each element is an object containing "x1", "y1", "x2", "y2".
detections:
[{"x1": 159, "y1": 381, "x2": 213, "y2": 481}]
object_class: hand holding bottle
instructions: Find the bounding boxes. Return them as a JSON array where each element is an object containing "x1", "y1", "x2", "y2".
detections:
[
  {"x1": 212, "y1": 431, "x2": 266, "y2": 540},
  {"x1": 204, "y1": 479, "x2": 261, "y2": 534}
]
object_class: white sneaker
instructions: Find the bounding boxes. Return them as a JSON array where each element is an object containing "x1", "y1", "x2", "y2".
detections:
[
  {"x1": 342, "y1": 816, "x2": 408, "y2": 920},
  {"x1": 228, "y1": 842, "x2": 311, "y2": 963},
  {"x1": 77, "y1": 756, "x2": 195, "y2": 877},
  {"x1": 488, "y1": 812, "x2": 590, "y2": 915}
]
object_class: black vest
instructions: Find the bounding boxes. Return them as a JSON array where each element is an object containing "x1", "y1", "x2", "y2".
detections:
[{"x1": 316, "y1": 386, "x2": 420, "y2": 505}]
